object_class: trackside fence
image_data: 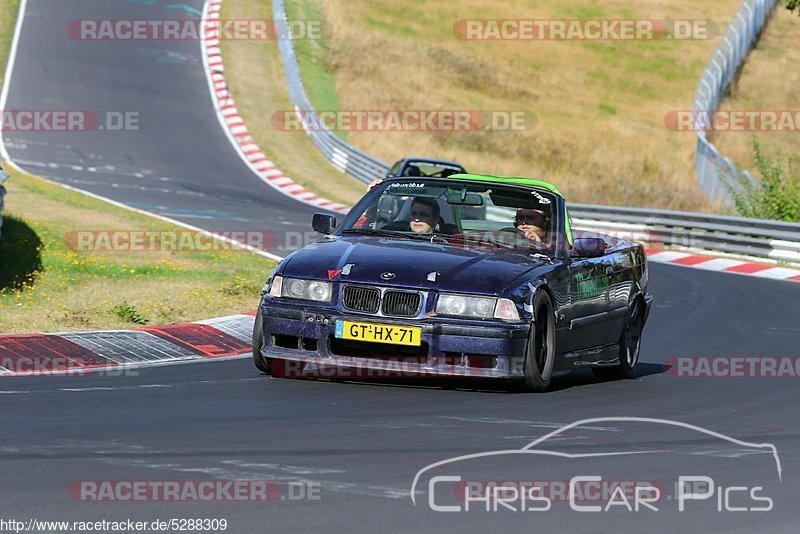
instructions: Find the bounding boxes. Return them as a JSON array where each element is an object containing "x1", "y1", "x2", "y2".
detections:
[{"x1": 693, "y1": 0, "x2": 778, "y2": 203}]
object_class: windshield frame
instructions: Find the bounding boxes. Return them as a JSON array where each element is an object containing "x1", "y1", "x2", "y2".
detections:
[{"x1": 336, "y1": 177, "x2": 570, "y2": 258}]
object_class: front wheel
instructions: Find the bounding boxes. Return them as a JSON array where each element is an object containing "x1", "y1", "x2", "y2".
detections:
[
  {"x1": 523, "y1": 291, "x2": 557, "y2": 392},
  {"x1": 252, "y1": 312, "x2": 273, "y2": 375}
]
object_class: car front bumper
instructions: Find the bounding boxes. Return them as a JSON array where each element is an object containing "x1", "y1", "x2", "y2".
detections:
[{"x1": 258, "y1": 302, "x2": 530, "y2": 379}]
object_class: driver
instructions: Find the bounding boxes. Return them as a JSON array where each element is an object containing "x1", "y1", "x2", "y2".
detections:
[
  {"x1": 513, "y1": 208, "x2": 549, "y2": 243},
  {"x1": 408, "y1": 197, "x2": 440, "y2": 234},
  {"x1": 382, "y1": 197, "x2": 457, "y2": 234}
]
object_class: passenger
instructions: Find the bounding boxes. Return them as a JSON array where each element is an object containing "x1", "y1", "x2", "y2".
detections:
[{"x1": 513, "y1": 208, "x2": 549, "y2": 244}]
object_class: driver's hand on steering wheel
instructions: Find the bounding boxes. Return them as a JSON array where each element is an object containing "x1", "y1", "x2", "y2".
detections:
[{"x1": 518, "y1": 226, "x2": 545, "y2": 243}]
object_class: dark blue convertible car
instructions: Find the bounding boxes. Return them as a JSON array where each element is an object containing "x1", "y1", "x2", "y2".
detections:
[{"x1": 253, "y1": 174, "x2": 652, "y2": 391}]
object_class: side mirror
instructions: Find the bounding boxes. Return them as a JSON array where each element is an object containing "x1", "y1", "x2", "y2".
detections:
[
  {"x1": 572, "y1": 237, "x2": 606, "y2": 258},
  {"x1": 312, "y1": 213, "x2": 337, "y2": 234}
]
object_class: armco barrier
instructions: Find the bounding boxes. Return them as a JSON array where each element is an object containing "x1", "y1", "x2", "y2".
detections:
[
  {"x1": 273, "y1": 0, "x2": 390, "y2": 184},
  {"x1": 273, "y1": 0, "x2": 800, "y2": 263},
  {"x1": 693, "y1": 0, "x2": 778, "y2": 203},
  {"x1": 570, "y1": 204, "x2": 800, "y2": 264}
]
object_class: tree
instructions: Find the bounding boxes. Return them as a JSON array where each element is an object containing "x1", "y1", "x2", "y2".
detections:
[{"x1": 788, "y1": 0, "x2": 800, "y2": 15}]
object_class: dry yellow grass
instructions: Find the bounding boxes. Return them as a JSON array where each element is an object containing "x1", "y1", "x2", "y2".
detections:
[
  {"x1": 319, "y1": 0, "x2": 749, "y2": 211},
  {"x1": 219, "y1": 0, "x2": 365, "y2": 205},
  {"x1": 711, "y1": 8, "x2": 800, "y2": 171}
]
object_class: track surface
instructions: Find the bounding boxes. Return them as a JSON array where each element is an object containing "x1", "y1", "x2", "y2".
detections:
[
  {"x1": 2, "y1": 0, "x2": 322, "y2": 255},
  {"x1": 2, "y1": 1, "x2": 799, "y2": 532}
]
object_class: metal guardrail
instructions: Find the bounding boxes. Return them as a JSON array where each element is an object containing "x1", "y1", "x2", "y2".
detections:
[
  {"x1": 693, "y1": 0, "x2": 777, "y2": 203},
  {"x1": 273, "y1": 0, "x2": 800, "y2": 264},
  {"x1": 570, "y1": 204, "x2": 800, "y2": 263},
  {"x1": 274, "y1": 0, "x2": 389, "y2": 184}
]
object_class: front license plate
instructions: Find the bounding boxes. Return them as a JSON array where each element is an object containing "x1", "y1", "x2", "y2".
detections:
[{"x1": 335, "y1": 320, "x2": 422, "y2": 346}]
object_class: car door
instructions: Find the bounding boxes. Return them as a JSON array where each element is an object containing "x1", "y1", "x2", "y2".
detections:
[
  {"x1": 563, "y1": 254, "x2": 612, "y2": 352},
  {"x1": 603, "y1": 249, "x2": 636, "y2": 346}
]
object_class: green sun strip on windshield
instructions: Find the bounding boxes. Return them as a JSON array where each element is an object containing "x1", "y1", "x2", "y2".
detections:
[
  {"x1": 446, "y1": 173, "x2": 574, "y2": 246},
  {"x1": 446, "y1": 173, "x2": 565, "y2": 197}
]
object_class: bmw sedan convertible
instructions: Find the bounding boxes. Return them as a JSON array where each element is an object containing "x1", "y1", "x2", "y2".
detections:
[{"x1": 253, "y1": 174, "x2": 652, "y2": 391}]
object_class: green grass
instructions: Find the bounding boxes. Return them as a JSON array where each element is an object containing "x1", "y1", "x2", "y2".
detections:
[
  {"x1": 598, "y1": 102, "x2": 617, "y2": 116},
  {"x1": 0, "y1": 171, "x2": 274, "y2": 334},
  {"x1": 0, "y1": 0, "x2": 20, "y2": 81},
  {"x1": 285, "y1": 0, "x2": 342, "y2": 118}
]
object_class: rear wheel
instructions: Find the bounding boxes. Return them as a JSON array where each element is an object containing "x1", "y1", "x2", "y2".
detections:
[
  {"x1": 523, "y1": 291, "x2": 556, "y2": 392},
  {"x1": 592, "y1": 297, "x2": 644, "y2": 380},
  {"x1": 252, "y1": 312, "x2": 273, "y2": 375}
]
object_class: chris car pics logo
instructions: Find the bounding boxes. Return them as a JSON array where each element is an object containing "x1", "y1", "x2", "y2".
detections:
[{"x1": 411, "y1": 417, "x2": 781, "y2": 513}]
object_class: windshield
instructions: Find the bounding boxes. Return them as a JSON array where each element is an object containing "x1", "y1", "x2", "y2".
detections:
[
  {"x1": 394, "y1": 161, "x2": 465, "y2": 178},
  {"x1": 338, "y1": 179, "x2": 562, "y2": 254}
]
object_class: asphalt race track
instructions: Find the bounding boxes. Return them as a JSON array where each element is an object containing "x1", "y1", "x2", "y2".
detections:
[
  {"x1": 2, "y1": 0, "x2": 323, "y2": 256},
  {"x1": 2, "y1": 1, "x2": 799, "y2": 532}
]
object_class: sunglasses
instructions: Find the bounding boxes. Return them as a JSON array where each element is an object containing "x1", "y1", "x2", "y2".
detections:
[
  {"x1": 410, "y1": 209, "x2": 433, "y2": 219},
  {"x1": 516, "y1": 213, "x2": 548, "y2": 226}
]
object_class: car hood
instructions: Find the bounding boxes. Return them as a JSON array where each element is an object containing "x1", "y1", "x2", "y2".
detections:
[{"x1": 279, "y1": 236, "x2": 552, "y2": 295}]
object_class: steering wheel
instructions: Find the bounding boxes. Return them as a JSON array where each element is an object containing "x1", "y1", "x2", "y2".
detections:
[{"x1": 494, "y1": 227, "x2": 548, "y2": 249}]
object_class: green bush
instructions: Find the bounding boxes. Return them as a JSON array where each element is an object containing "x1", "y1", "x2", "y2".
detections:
[{"x1": 728, "y1": 139, "x2": 800, "y2": 222}]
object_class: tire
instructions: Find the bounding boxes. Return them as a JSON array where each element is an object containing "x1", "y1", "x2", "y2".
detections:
[
  {"x1": 252, "y1": 312, "x2": 273, "y2": 375},
  {"x1": 523, "y1": 291, "x2": 557, "y2": 392},
  {"x1": 592, "y1": 297, "x2": 644, "y2": 380}
]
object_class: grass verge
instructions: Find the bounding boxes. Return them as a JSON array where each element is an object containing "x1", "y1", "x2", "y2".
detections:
[
  {"x1": 0, "y1": 172, "x2": 274, "y2": 333},
  {"x1": 323, "y1": 0, "x2": 753, "y2": 211},
  {"x1": 234, "y1": 0, "x2": 763, "y2": 211},
  {"x1": 0, "y1": 0, "x2": 20, "y2": 82},
  {"x1": 711, "y1": 8, "x2": 800, "y2": 173},
  {"x1": 218, "y1": 0, "x2": 365, "y2": 206},
  {"x1": 0, "y1": 0, "x2": 274, "y2": 333}
]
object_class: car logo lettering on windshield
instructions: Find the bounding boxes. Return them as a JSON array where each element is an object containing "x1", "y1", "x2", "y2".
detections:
[{"x1": 381, "y1": 272, "x2": 396, "y2": 280}]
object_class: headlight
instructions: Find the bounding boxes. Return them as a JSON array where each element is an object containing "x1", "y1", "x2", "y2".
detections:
[
  {"x1": 436, "y1": 294, "x2": 518, "y2": 320},
  {"x1": 269, "y1": 276, "x2": 332, "y2": 302}
]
